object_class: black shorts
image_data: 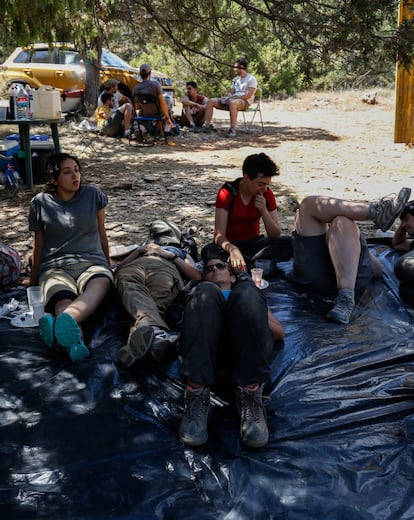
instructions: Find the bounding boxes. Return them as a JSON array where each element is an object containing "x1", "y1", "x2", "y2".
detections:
[
  {"x1": 102, "y1": 110, "x2": 123, "y2": 137},
  {"x1": 292, "y1": 231, "x2": 374, "y2": 296}
]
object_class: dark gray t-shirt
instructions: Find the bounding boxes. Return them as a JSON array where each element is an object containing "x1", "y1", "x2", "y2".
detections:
[
  {"x1": 29, "y1": 184, "x2": 109, "y2": 273},
  {"x1": 133, "y1": 80, "x2": 163, "y2": 117}
]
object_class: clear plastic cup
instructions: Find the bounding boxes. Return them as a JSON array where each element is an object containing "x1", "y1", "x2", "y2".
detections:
[
  {"x1": 27, "y1": 286, "x2": 44, "y2": 323},
  {"x1": 250, "y1": 268, "x2": 263, "y2": 288}
]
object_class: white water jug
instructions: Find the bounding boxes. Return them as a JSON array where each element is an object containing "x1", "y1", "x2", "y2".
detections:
[{"x1": 32, "y1": 86, "x2": 62, "y2": 119}]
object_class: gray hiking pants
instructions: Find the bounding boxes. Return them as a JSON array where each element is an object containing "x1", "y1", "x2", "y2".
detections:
[{"x1": 115, "y1": 256, "x2": 183, "y2": 330}]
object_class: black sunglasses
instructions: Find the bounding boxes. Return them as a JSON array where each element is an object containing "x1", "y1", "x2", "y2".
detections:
[{"x1": 204, "y1": 262, "x2": 228, "y2": 273}]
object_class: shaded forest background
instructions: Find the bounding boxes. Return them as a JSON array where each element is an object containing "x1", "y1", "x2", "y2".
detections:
[{"x1": 0, "y1": 1, "x2": 414, "y2": 104}]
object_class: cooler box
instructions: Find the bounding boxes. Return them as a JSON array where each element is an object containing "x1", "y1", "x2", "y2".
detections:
[{"x1": 0, "y1": 140, "x2": 20, "y2": 169}]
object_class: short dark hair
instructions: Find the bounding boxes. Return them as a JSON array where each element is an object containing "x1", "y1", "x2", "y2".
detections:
[
  {"x1": 242, "y1": 153, "x2": 280, "y2": 180},
  {"x1": 186, "y1": 81, "x2": 197, "y2": 89},
  {"x1": 235, "y1": 57, "x2": 248, "y2": 70},
  {"x1": 101, "y1": 92, "x2": 114, "y2": 104}
]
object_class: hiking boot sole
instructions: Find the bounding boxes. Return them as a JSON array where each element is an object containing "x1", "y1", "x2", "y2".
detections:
[{"x1": 117, "y1": 325, "x2": 154, "y2": 367}]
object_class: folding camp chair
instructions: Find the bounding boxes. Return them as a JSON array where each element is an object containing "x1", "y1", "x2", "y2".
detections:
[
  {"x1": 241, "y1": 87, "x2": 264, "y2": 132},
  {"x1": 130, "y1": 93, "x2": 168, "y2": 146},
  {"x1": 71, "y1": 119, "x2": 101, "y2": 154}
]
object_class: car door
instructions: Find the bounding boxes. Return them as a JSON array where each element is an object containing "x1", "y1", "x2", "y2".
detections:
[
  {"x1": 27, "y1": 48, "x2": 62, "y2": 89},
  {"x1": 28, "y1": 47, "x2": 84, "y2": 91}
]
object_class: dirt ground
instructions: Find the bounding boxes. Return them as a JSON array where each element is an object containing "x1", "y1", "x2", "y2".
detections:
[{"x1": 1, "y1": 87, "x2": 414, "y2": 265}]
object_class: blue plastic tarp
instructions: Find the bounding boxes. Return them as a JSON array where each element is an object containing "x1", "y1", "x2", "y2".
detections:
[{"x1": 1, "y1": 245, "x2": 414, "y2": 519}]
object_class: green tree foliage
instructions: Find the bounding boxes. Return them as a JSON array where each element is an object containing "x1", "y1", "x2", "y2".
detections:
[
  {"x1": 1, "y1": 0, "x2": 414, "y2": 101},
  {"x1": 123, "y1": 0, "x2": 414, "y2": 93}
]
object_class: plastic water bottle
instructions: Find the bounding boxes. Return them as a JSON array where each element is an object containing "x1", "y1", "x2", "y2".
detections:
[
  {"x1": 15, "y1": 84, "x2": 30, "y2": 119},
  {"x1": 25, "y1": 84, "x2": 34, "y2": 118}
]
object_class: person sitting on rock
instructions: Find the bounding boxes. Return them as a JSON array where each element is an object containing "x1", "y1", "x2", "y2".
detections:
[{"x1": 181, "y1": 81, "x2": 208, "y2": 129}]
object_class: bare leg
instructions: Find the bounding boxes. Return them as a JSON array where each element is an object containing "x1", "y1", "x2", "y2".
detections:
[
  {"x1": 203, "y1": 98, "x2": 220, "y2": 126},
  {"x1": 228, "y1": 99, "x2": 240, "y2": 128},
  {"x1": 119, "y1": 104, "x2": 133, "y2": 130},
  {"x1": 183, "y1": 106, "x2": 195, "y2": 126},
  {"x1": 295, "y1": 195, "x2": 370, "y2": 236},
  {"x1": 54, "y1": 277, "x2": 111, "y2": 325},
  {"x1": 326, "y1": 216, "x2": 361, "y2": 290}
]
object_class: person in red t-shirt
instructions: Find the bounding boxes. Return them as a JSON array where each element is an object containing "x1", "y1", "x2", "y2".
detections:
[
  {"x1": 214, "y1": 152, "x2": 286, "y2": 272},
  {"x1": 181, "y1": 81, "x2": 208, "y2": 128}
]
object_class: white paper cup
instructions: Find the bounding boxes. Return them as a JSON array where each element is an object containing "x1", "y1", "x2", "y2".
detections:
[{"x1": 250, "y1": 268, "x2": 263, "y2": 288}]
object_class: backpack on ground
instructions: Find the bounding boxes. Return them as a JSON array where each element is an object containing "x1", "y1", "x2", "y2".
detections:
[
  {"x1": 0, "y1": 243, "x2": 21, "y2": 289},
  {"x1": 146, "y1": 219, "x2": 198, "y2": 261}
]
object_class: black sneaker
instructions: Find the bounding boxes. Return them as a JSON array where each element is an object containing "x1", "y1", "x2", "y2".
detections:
[
  {"x1": 201, "y1": 124, "x2": 217, "y2": 133},
  {"x1": 149, "y1": 329, "x2": 179, "y2": 362},
  {"x1": 117, "y1": 325, "x2": 154, "y2": 367},
  {"x1": 369, "y1": 187, "x2": 411, "y2": 232},
  {"x1": 178, "y1": 386, "x2": 210, "y2": 446},
  {"x1": 237, "y1": 385, "x2": 269, "y2": 448}
]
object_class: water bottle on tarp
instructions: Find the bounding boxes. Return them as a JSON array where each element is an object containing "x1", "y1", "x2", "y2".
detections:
[{"x1": 15, "y1": 84, "x2": 30, "y2": 119}]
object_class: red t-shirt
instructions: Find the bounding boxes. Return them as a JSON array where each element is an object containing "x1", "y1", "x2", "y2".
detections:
[{"x1": 215, "y1": 181, "x2": 277, "y2": 241}]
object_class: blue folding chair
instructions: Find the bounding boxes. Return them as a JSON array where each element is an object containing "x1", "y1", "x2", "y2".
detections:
[{"x1": 130, "y1": 93, "x2": 168, "y2": 146}]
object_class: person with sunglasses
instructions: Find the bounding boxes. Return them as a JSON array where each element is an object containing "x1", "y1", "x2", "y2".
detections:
[
  {"x1": 178, "y1": 243, "x2": 284, "y2": 449},
  {"x1": 392, "y1": 201, "x2": 414, "y2": 304}
]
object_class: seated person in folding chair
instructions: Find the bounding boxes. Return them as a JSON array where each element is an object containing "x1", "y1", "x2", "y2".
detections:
[
  {"x1": 132, "y1": 63, "x2": 173, "y2": 135},
  {"x1": 94, "y1": 93, "x2": 131, "y2": 138},
  {"x1": 201, "y1": 57, "x2": 257, "y2": 138},
  {"x1": 97, "y1": 78, "x2": 133, "y2": 138},
  {"x1": 181, "y1": 81, "x2": 208, "y2": 130}
]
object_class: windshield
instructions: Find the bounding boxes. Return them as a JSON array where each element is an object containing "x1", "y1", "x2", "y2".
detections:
[{"x1": 101, "y1": 49, "x2": 133, "y2": 69}]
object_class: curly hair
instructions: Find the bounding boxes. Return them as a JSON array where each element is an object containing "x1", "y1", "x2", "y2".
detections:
[{"x1": 44, "y1": 153, "x2": 81, "y2": 193}]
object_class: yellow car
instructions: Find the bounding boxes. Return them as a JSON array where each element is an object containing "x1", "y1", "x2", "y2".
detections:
[{"x1": 0, "y1": 43, "x2": 175, "y2": 113}]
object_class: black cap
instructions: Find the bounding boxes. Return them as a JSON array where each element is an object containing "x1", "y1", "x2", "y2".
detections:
[
  {"x1": 140, "y1": 64, "x2": 151, "y2": 74},
  {"x1": 201, "y1": 243, "x2": 229, "y2": 264}
]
